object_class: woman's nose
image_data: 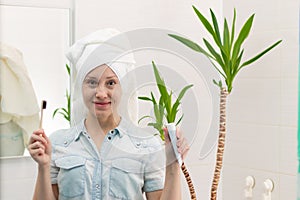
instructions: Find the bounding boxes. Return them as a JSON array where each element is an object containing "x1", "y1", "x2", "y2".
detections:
[{"x1": 95, "y1": 86, "x2": 108, "y2": 98}]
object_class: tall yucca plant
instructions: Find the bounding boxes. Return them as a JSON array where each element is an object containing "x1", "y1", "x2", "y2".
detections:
[
  {"x1": 169, "y1": 7, "x2": 282, "y2": 200},
  {"x1": 138, "y1": 61, "x2": 197, "y2": 199}
]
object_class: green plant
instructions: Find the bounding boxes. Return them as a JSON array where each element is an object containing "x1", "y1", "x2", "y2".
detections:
[
  {"x1": 52, "y1": 64, "x2": 71, "y2": 125},
  {"x1": 169, "y1": 7, "x2": 282, "y2": 200},
  {"x1": 138, "y1": 61, "x2": 193, "y2": 139},
  {"x1": 169, "y1": 7, "x2": 281, "y2": 93},
  {"x1": 138, "y1": 61, "x2": 196, "y2": 200}
]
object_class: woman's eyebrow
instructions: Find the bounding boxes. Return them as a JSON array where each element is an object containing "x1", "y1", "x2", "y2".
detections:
[
  {"x1": 105, "y1": 75, "x2": 118, "y2": 79},
  {"x1": 85, "y1": 76, "x2": 98, "y2": 80},
  {"x1": 85, "y1": 74, "x2": 117, "y2": 80}
]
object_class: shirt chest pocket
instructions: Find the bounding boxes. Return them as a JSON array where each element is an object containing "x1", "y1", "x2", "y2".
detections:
[
  {"x1": 109, "y1": 158, "x2": 144, "y2": 199},
  {"x1": 55, "y1": 156, "x2": 86, "y2": 198}
]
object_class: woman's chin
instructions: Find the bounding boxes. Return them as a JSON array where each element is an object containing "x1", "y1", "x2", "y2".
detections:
[{"x1": 94, "y1": 110, "x2": 119, "y2": 120}]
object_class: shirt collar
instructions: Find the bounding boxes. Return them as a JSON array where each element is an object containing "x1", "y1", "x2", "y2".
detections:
[
  {"x1": 74, "y1": 119, "x2": 85, "y2": 141},
  {"x1": 113, "y1": 117, "x2": 138, "y2": 138},
  {"x1": 73, "y1": 118, "x2": 127, "y2": 141}
]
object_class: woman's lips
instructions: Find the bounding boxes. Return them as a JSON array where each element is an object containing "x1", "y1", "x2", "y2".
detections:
[{"x1": 94, "y1": 101, "x2": 111, "y2": 109}]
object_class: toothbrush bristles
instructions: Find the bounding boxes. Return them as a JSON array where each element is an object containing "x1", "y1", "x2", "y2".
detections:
[
  {"x1": 42, "y1": 100, "x2": 47, "y2": 109},
  {"x1": 39, "y1": 100, "x2": 47, "y2": 129}
]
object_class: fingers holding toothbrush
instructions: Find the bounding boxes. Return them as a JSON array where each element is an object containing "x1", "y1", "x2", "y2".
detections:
[
  {"x1": 175, "y1": 129, "x2": 189, "y2": 161},
  {"x1": 28, "y1": 99, "x2": 52, "y2": 166},
  {"x1": 163, "y1": 126, "x2": 190, "y2": 164},
  {"x1": 28, "y1": 129, "x2": 52, "y2": 166}
]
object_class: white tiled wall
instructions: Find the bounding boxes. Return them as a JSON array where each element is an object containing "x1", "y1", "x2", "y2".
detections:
[
  {"x1": 222, "y1": 0, "x2": 298, "y2": 199},
  {"x1": 0, "y1": 156, "x2": 37, "y2": 200},
  {"x1": 1, "y1": 0, "x2": 298, "y2": 200}
]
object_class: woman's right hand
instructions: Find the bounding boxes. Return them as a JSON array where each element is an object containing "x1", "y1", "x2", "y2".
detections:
[{"x1": 28, "y1": 130, "x2": 52, "y2": 166}]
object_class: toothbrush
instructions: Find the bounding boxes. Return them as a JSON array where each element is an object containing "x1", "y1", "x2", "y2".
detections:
[
  {"x1": 39, "y1": 100, "x2": 47, "y2": 129},
  {"x1": 166, "y1": 123, "x2": 183, "y2": 166}
]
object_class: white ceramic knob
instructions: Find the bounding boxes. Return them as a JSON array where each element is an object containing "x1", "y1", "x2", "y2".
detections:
[
  {"x1": 262, "y1": 179, "x2": 274, "y2": 200},
  {"x1": 244, "y1": 176, "x2": 255, "y2": 198}
]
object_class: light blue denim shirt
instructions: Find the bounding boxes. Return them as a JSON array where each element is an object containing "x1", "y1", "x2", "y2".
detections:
[{"x1": 50, "y1": 118, "x2": 165, "y2": 200}]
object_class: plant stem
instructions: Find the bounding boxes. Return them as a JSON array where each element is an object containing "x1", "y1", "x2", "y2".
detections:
[
  {"x1": 181, "y1": 163, "x2": 197, "y2": 200},
  {"x1": 210, "y1": 87, "x2": 228, "y2": 200}
]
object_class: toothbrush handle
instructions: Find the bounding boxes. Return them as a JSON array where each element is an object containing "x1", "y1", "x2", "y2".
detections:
[
  {"x1": 39, "y1": 109, "x2": 44, "y2": 129},
  {"x1": 166, "y1": 123, "x2": 182, "y2": 166}
]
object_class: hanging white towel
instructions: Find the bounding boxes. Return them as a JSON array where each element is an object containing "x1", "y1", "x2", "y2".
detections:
[{"x1": 0, "y1": 43, "x2": 39, "y2": 145}]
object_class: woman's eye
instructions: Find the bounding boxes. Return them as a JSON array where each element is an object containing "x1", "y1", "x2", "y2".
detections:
[
  {"x1": 107, "y1": 80, "x2": 116, "y2": 86},
  {"x1": 86, "y1": 80, "x2": 98, "y2": 87},
  {"x1": 90, "y1": 80, "x2": 98, "y2": 85}
]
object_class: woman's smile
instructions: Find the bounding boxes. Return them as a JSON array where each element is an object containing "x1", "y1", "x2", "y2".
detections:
[{"x1": 93, "y1": 101, "x2": 111, "y2": 109}]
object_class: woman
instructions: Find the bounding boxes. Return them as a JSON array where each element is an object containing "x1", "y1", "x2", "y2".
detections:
[{"x1": 28, "y1": 28, "x2": 189, "y2": 200}]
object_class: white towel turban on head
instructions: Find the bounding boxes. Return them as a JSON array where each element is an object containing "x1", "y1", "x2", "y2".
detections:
[{"x1": 66, "y1": 28, "x2": 137, "y2": 126}]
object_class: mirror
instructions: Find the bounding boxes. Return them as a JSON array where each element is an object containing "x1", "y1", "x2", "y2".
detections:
[{"x1": 0, "y1": 0, "x2": 74, "y2": 157}]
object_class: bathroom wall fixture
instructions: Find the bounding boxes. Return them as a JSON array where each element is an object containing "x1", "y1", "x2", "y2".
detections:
[
  {"x1": 263, "y1": 179, "x2": 274, "y2": 200},
  {"x1": 244, "y1": 175, "x2": 255, "y2": 198}
]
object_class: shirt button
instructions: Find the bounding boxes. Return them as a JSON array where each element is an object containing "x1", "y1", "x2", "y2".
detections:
[
  {"x1": 96, "y1": 184, "x2": 100, "y2": 189},
  {"x1": 108, "y1": 136, "x2": 111, "y2": 140},
  {"x1": 110, "y1": 130, "x2": 114, "y2": 134},
  {"x1": 87, "y1": 136, "x2": 91, "y2": 139},
  {"x1": 64, "y1": 141, "x2": 68, "y2": 145}
]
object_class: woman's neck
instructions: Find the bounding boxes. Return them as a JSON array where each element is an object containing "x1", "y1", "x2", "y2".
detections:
[{"x1": 85, "y1": 113, "x2": 121, "y2": 135}]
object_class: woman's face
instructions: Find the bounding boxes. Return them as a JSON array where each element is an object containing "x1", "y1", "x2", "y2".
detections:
[{"x1": 82, "y1": 64, "x2": 122, "y2": 119}]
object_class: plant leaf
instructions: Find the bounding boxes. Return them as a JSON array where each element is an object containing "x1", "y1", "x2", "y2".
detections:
[
  {"x1": 210, "y1": 8, "x2": 222, "y2": 46},
  {"x1": 176, "y1": 114, "x2": 184, "y2": 126},
  {"x1": 232, "y1": 14, "x2": 255, "y2": 64},
  {"x1": 158, "y1": 96, "x2": 165, "y2": 122},
  {"x1": 177, "y1": 84, "x2": 194, "y2": 102},
  {"x1": 147, "y1": 122, "x2": 162, "y2": 131},
  {"x1": 138, "y1": 115, "x2": 153, "y2": 124},
  {"x1": 159, "y1": 95, "x2": 164, "y2": 106},
  {"x1": 165, "y1": 92, "x2": 172, "y2": 122},
  {"x1": 203, "y1": 39, "x2": 226, "y2": 74},
  {"x1": 138, "y1": 96, "x2": 153, "y2": 102},
  {"x1": 66, "y1": 64, "x2": 70, "y2": 76},
  {"x1": 152, "y1": 61, "x2": 168, "y2": 97},
  {"x1": 67, "y1": 90, "x2": 71, "y2": 121},
  {"x1": 239, "y1": 40, "x2": 282, "y2": 69},
  {"x1": 150, "y1": 92, "x2": 157, "y2": 105},
  {"x1": 170, "y1": 101, "x2": 180, "y2": 123},
  {"x1": 147, "y1": 122, "x2": 157, "y2": 128},
  {"x1": 208, "y1": 59, "x2": 226, "y2": 79},
  {"x1": 213, "y1": 79, "x2": 222, "y2": 89},
  {"x1": 152, "y1": 61, "x2": 171, "y2": 113},
  {"x1": 58, "y1": 111, "x2": 68, "y2": 119},
  {"x1": 170, "y1": 84, "x2": 193, "y2": 123},
  {"x1": 192, "y1": 5, "x2": 215, "y2": 37},
  {"x1": 52, "y1": 108, "x2": 61, "y2": 118},
  {"x1": 230, "y1": 8, "x2": 237, "y2": 51},
  {"x1": 168, "y1": 34, "x2": 214, "y2": 59},
  {"x1": 223, "y1": 19, "x2": 230, "y2": 57},
  {"x1": 232, "y1": 49, "x2": 244, "y2": 75}
]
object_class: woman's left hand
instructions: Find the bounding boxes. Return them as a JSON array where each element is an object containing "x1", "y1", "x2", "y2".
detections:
[{"x1": 163, "y1": 127, "x2": 190, "y2": 164}]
